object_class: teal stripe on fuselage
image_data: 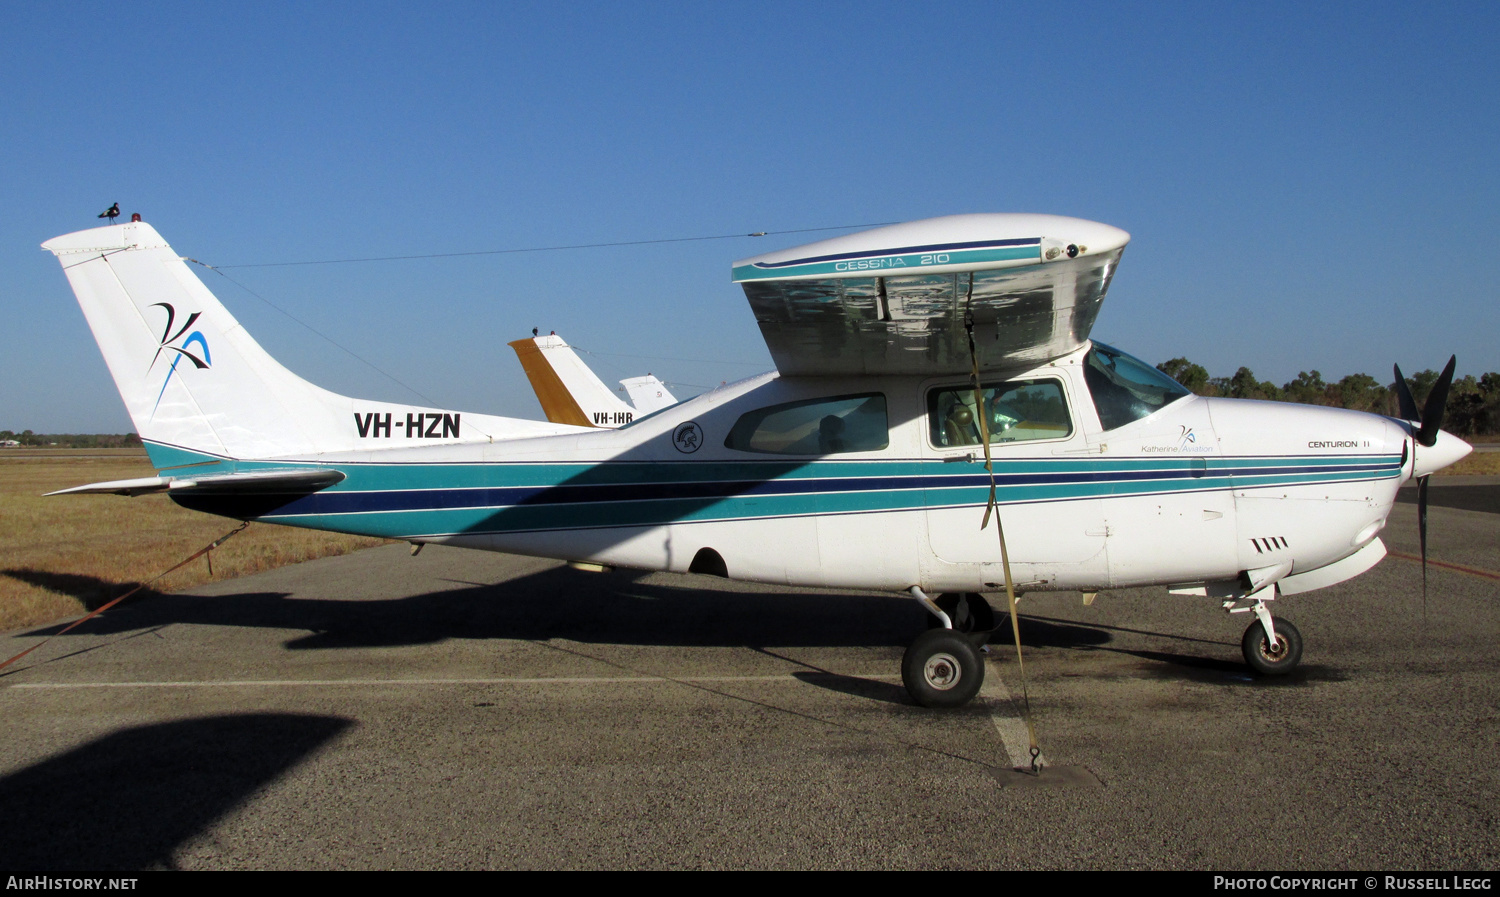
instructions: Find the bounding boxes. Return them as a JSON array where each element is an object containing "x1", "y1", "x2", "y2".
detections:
[
  {"x1": 206, "y1": 455, "x2": 1399, "y2": 489},
  {"x1": 929, "y1": 468, "x2": 1393, "y2": 505},
  {"x1": 248, "y1": 454, "x2": 1401, "y2": 540},
  {"x1": 262, "y1": 490, "x2": 909, "y2": 540},
  {"x1": 145, "y1": 441, "x2": 1401, "y2": 540},
  {"x1": 144, "y1": 441, "x2": 233, "y2": 472},
  {"x1": 145, "y1": 441, "x2": 1397, "y2": 488}
]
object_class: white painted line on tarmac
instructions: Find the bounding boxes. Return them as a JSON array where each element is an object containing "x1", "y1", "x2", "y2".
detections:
[
  {"x1": 981, "y1": 657, "x2": 1046, "y2": 770},
  {"x1": 9, "y1": 673, "x2": 904, "y2": 690}
]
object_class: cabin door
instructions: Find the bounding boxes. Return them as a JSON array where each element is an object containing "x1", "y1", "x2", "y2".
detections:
[{"x1": 921, "y1": 375, "x2": 1108, "y2": 587}]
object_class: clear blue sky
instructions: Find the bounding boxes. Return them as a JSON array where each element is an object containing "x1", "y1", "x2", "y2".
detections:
[{"x1": 4, "y1": 1, "x2": 1497, "y2": 433}]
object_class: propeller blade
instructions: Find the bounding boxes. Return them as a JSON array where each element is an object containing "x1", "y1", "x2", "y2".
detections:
[
  {"x1": 1393, "y1": 363, "x2": 1420, "y2": 422},
  {"x1": 1418, "y1": 473, "x2": 1430, "y2": 617},
  {"x1": 1416, "y1": 355, "x2": 1457, "y2": 448}
]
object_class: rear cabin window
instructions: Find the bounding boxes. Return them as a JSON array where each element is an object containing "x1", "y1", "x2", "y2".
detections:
[
  {"x1": 725, "y1": 394, "x2": 888, "y2": 455},
  {"x1": 928, "y1": 379, "x2": 1072, "y2": 448}
]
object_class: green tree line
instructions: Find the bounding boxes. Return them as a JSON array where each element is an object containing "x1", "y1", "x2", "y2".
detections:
[
  {"x1": 0, "y1": 431, "x2": 142, "y2": 447},
  {"x1": 1156, "y1": 360, "x2": 1500, "y2": 437}
]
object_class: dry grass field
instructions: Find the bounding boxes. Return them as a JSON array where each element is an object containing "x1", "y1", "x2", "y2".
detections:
[
  {"x1": 1, "y1": 449, "x2": 387, "y2": 632},
  {"x1": 1445, "y1": 445, "x2": 1500, "y2": 475}
]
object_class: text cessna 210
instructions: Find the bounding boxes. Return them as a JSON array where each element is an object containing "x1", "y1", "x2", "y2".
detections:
[{"x1": 43, "y1": 214, "x2": 1471, "y2": 708}]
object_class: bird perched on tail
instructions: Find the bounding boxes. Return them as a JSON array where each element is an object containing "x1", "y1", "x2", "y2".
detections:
[{"x1": 98, "y1": 203, "x2": 119, "y2": 223}]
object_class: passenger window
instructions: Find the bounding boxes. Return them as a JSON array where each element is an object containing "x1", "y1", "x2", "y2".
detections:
[
  {"x1": 928, "y1": 380, "x2": 1072, "y2": 447},
  {"x1": 725, "y1": 394, "x2": 888, "y2": 455}
]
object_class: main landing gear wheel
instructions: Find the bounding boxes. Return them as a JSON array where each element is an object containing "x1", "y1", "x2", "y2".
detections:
[
  {"x1": 925, "y1": 592, "x2": 997, "y2": 635},
  {"x1": 902, "y1": 628, "x2": 985, "y2": 708},
  {"x1": 1241, "y1": 617, "x2": 1303, "y2": 676}
]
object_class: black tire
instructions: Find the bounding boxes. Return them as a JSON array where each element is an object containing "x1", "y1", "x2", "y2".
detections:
[
  {"x1": 902, "y1": 628, "x2": 985, "y2": 708},
  {"x1": 926, "y1": 592, "x2": 997, "y2": 634},
  {"x1": 1242, "y1": 617, "x2": 1303, "y2": 675}
]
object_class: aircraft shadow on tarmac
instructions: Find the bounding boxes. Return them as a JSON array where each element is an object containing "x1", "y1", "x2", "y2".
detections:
[
  {"x1": 5, "y1": 565, "x2": 1336, "y2": 694},
  {"x1": 1016, "y1": 614, "x2": 1350, "y2": 686},
  {"x1": 1121, "y1": 649, "x2": 1346, "y2": 686},
  {"x1": 0, "y1": 713, "x2": 352, "y2": 870},
  {"x1": 3, "y1": 568, "x2": 143, "y2": 610},
  {"x1": 791, "y1": 669, "x2": 911, "y2": 705},
  {"x1": 12, "y1": 564, "x2": 1118, "y2": 656}
]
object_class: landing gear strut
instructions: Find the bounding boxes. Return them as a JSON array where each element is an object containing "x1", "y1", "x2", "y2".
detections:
[
  {"x1": 1224, "y1": 589, "x2": 1304, "y2": 676},
  {"x1": 924, "y1": 591, "x2": 997, "y2": 634},
  {"x1": 904, "y1": 589, "x2": 994, "y2": 707}
]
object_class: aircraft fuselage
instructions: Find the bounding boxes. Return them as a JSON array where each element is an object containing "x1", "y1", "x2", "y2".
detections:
[{"x1": 163, "y1": 342, "x2": 1425, "y2": 599}]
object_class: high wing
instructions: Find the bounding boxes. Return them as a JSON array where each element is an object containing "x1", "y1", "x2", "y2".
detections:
[{"x1": 733, "y1": 213, "x2": 1129, "y2": 376}]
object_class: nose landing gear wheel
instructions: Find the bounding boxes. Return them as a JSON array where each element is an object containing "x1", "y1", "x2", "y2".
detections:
[
  {"x1": 1241, "y1": 617, "x2": 1303, "y2": 675},
  {"x1": 902, "y1": 628, "x2": 985, "y2": 708}
]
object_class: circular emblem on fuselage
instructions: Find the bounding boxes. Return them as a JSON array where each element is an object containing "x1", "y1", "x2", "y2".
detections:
[{"x1": 672, "y1": 421, "x2": 704, "y2": 454}]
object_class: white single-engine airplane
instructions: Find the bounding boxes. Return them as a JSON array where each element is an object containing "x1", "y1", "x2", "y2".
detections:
[{"x1": 42, "y1": 214, "x2": 1471, "y2": 707}]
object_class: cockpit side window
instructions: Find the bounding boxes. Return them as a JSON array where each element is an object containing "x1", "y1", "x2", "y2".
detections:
[
  {"x1": 1084, "y1": 342, "x2": 1192, "y2": 431},
  {"x1": 725, "y1": 393, "x2": 888, "y2": 455},
  {"x1": 927, "y1": 379, "x2": 1072, "y2": 448}
]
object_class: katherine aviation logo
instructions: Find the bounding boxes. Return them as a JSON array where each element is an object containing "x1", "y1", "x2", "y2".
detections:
[
  {"x1": 1141, "y1": 425, "x2": 1216, "y2": 454},
  {"x1": 147, "y1": 302, "x2": 211, "y2": 415}
]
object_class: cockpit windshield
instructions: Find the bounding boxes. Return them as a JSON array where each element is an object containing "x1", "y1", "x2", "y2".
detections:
[{"x1": 1083, "y1": 342, "x2": 1192, "y2": 431}]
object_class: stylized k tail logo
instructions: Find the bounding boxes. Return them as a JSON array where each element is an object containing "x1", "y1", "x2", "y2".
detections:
[
  {"x1": 149, "y1": 303, "x2": 210, "y2": 371},
  {"x1": 148, "y1": 303, "x2": 212, "y2": 418}
]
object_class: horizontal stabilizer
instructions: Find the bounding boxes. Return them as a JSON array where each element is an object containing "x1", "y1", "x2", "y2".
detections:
[
  {"x1": 620, "y1": 374, "x2": 677, "y2": 414},
  {"x1": 48, "y1": 467, "x2": 345, "y2": 497}
]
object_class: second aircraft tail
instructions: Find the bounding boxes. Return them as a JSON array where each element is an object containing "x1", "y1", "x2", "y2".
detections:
[{"x1": 508, "y1": 334, "x2": 642, "y2": 427}]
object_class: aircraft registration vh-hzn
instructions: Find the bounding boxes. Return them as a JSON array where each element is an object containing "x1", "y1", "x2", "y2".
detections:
[{"x1": 42, "y1": 214, "x2": 1471, "y2": 708}]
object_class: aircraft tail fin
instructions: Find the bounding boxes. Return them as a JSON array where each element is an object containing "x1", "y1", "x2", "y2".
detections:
[
  {"x1": 508, "y1": 334, "x2": 638, "y2": 427},
  {"x1": 44, "y1": 221, "x2": 572, "y2": 464}
]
